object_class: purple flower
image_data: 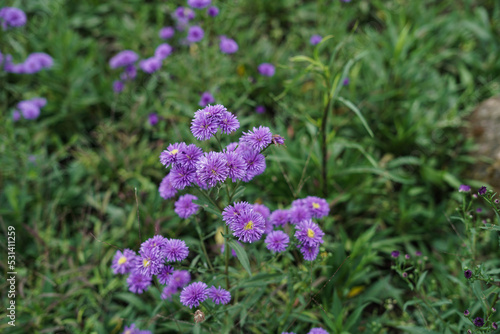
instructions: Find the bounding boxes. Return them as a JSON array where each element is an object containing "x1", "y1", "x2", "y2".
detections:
[
  {"x1": 222, "y1": 202, "x2": 253, "y2": 226},
  {"x1": 170, "y1": 164, "x2": 197, "y2": 189},
  {"x1": 17, "y1": 99, "x2": 42, "y2": 120},
  {"x1": 196, "y1": 151, "x2": 229, "y2": 188},
  {"x1": 161, "y1": 284, "x2": 179, "y2": 300},
  {"x1": 0, "y1": 7, "x2": 26, "y2": 29},
  {"x1": 113, "y1": 80, "x2": 124, "y2": 93},
  {"x1": 391, "y1": 250, "x2": 400, "y2": 258},
  {"x1": 300, "y1": 244, "x2": 320, "y2": 261},
  {"x1": 187, "y1": 26, "x2": 204, "y2": 43},
  {"x1": 170, "y1": 270, "x2": 191, "y2": 289},
  {"x1": 23, "y1": 53, "x2": 54, "y2": 73},
  {"x1": 478, "y1": 186, "x2": 487, "y2": 195},
  {"x1": 265, "y1": 231, "x2": 289, "y2": 252},
  {"x1": 127, "y1": 272, "x2": 152, "y2": 294},
  {"x1": 157, "y1": 265, "x2": 174, "y2": 284},
  {"x1": 241, "y1": 126, "x2": 272, "y2": 152},
  {"x1": 492, "y1": 322, "x2": 498, "y2": 330},
  {"x1": 253, "y1": 204, "x2": 271, "y2": 220},
  {"x1": 148, "y1": 113, "x2": 159, "y2": 126},
  {"x1": 180, "y1": 282, "x2": 208, "y2": 308},
  {"x1": 207, "y1": 6, "x2": 219, "y2": 17},
  {"x1": 155, "y1": 43, "x2": 173, "y2": 60},
  {"x1": 464, "y1": 309, "x2": 470, "y2": 317},
  {"x1": 459, "y1": 185, "x2": 471, "y2": 193},
  {"x1": 295, "y1": 220, "x2": 325, "y2": 247},
  {"x1": 240, "y1": 149, "x2": 266, "y2": 182},
  {"x1": 473, "y1": 317, "x2": 484, "y2": 327},
  {"x1": 159, "y1": 26, "x2": 175, "y2": 39},
  {"x1": 139, "y1": 56, "x2": 162, "y2": 74},
  {"x1": 177, "y1": 144, "x2": 203, "y2": 168},
  {"x1": 304, "y1": 196, "x2": 330, "y2": 218},
  {"x1": 122, "y1": 323, "x2": 152, "y2": 334},
  {"x1": 218, "y1": 111, "x2": 240, "y2": 134},
  {"x1": 175, "y1": 194, "x2": 199, "y2": 219},
  {"x1": 258, "y1": 63, "x2": 275, "y2": 77},
  {"x1": 231, "y1": 209, "x2": 266, "y2": 243},
  {"x1": 137, "y1": 247, "x2": 164, "y2": 277},
  {"x1": 288, "y1": 205, "x2": 312, "y2": 224},
  {"x1": 111, "y1": 249, "x2": 137, "y2": 274},
  {"x1": 224, "y1": 151, "x2": 247, "y2": 181},
  {"x1": 175, "y1": 7, "x2": 195, "y2": 21},
  {"x1": 199, "y1": 91, "x2": 215, "y2": 107},
  {"x1": 272, "y1": 134, "x2": 286, "y2": 146},
  {"x1": 416, "y1": 251, "x2": 422, "y2": 256},
  {"x1": 120, "y1": 65, "x2": 137, "y2": 81},
  {"x1": 342, "y1": 78, "x2": 350, "y2": 86},
  {"x1": 464, "y1": 269, "x2": 472, "y2": 279},
  {"x1": 270, "y1": 209, "x2": 290, "y2": 226},
  {"x1": 310, "y1": 34, "x2": 322, "y2": 45},
  {"x1": 109, "y1": 50, "x2": 138, "y2": 69},
  {"x1": 405, "y1": 254, "x2": 410, "y2": 260},
  {"x1": 402, "y1": 272, "x2": 408, "y2": 278},
  {"x1": 159, "y1": 173, "x2": 178, "y2": 199},
  {"x1": 140, "y1": 235, "x2": 168, "y2": 257},
  {"x1": 208, "y1": 286, "x2": 231, "y2": 305},
  {"x1": 308, "y1": 328, "x2": 329, "y2": 334},
  {"x1": 165, "y1": 239, "x2": 189, "y2": 262},
  {"x1": 187, "y1": 0, "x2": 211, "y2": 9},
  {"x1": 191, "y1": 111, "x2": 220, "y2": 140},
  {"x1": 219, "y1": 36, "x2": 238, "y2": 54},
  {"x1": 255, "y1": 105, "x2": 266, "y2": 114},
  {"x1": 160, "y1": 142, "x2": 187, "y2": 167}
]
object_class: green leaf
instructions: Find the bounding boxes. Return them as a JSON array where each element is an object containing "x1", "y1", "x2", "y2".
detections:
[
  {"x1": 229, "y1": 239, "x2": 252, "y2": 276},
  {"x1": 336, "y1": 96, "x2": 374, "y2": 138}
]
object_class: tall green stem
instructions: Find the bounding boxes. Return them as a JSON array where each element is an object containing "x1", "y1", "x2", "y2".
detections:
[
  {"x1": 320, "y1": 97, "x2": 331, "y2": 198},
  {"x1": 224, "y1": 225, "x2": 230, "y2": 290},
  {"x1": 195, "y1": 217, "x2": 214, "y2": 271}
]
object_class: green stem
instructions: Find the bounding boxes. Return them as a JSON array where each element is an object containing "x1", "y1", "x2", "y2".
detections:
[
  {"x1": 224, "y1": 225, "x2": 230, "y2": 290},
  {"x1": 195, "y1": 217, "x2": 214, "y2": 271},
  {"x1": 320, "y1": 97, "x2": 331, "y2": 198}
]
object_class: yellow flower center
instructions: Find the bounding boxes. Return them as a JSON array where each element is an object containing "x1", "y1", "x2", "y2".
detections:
[
  {"x1": 244, "y1": 221, "x2": 254, "y2": 230},
  {"x1": 170, "y1": 149, "x2": 178, "y2": 155},
  {"x1": 143, "y1": 258, "x2": 151, "y2": 267},
  {"x1": 125, "y1": 331, "x2": 131, "y2": 334},
  {"x1": 312, "y1": 202, "x2": 320, "y2": 209},
  {"x1": 307, "y1": 228, "x2": 315, "y2": 238},
  {"x1": 118, "y1": 256, "x2": 127, "y2": 265}
]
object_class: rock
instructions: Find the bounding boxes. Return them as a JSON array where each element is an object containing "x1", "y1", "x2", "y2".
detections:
[{"x1": 467, "y1": 97, "x2": 500, "y2": 193}]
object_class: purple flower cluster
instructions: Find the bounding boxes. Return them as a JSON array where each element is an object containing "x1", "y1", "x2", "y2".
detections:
[
  {"x1": 122, "y1": 323, "x2": 152, "y2": 334},
  {"x1": 12, "y1": 97, "x2": 47, "y2": 121},
  {"x1": 268, "y1": 196, "x2": 329, "y2": 227},
  {"x1": 0, "y1": 7, "x2": 26, "y2": 30},
  {"x1": 3, "y1": 52, "x2": 53, "y2": 74},
  {"x1": 262, "y1": 196, "x2": 329, "y2": 260},
  {"x1": 180, "y1": 282, "x2": 231, "y2": 308},
  {"x1": 111, "y1": 235, "x2": 189, "y2": 294},
  {"x1": 157, "y1": 104, "x2": 279, "y2": 193}
]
